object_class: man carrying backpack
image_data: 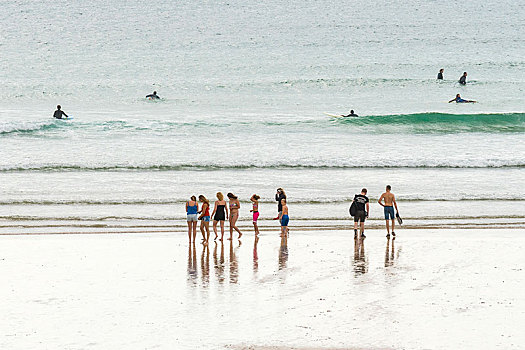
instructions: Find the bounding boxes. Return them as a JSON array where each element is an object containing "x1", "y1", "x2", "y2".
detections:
[{"x1": 350, "y1": 188, "x2": 369, "y2": 240}]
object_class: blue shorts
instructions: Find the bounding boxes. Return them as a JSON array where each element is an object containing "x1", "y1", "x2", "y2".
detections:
[
  {"x1": 384, "y1": 206, "x2": 395, "y2": 220},
  {"x1": 281, "y1": 215, "x2": 289, "y2": 227},
  {"x1": 201, "y1": 216, "x2": 210, "y2": 222}
]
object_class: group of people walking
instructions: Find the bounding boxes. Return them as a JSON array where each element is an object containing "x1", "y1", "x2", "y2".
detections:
[{"x1": 185, "y1": 188, "x2": 289, "y2": 244}]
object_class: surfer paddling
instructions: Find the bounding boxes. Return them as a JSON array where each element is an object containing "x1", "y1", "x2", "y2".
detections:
[
  {"x1": 449, "y1": 94, "x2": 476, "y2": 103},
  {"x1": 53, "y1": 105, "x2": 69, "y2": 119},
  {"x1": 146, "y1": 91, "x2": 160, "y2": 100}
]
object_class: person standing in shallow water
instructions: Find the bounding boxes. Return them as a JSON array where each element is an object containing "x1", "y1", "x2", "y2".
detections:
[
  {"x1": 378, "y1": 185, "x2": 399, "y2": 239},
  {"x1": 227, "y1": 192, "x2": 242, "y2": 240},
  {"x1": 211, "y1": 192, "x2": 228, "y2": 241},
  {"x1": 186, "y1": 196, "x2": 199, "y2": 243},
  {"x1": 198, "y1": 195, "x2": 211, "y2": 244},
  {"x1": 353, "y1": 188, "x2": 369, "y2": 239}
]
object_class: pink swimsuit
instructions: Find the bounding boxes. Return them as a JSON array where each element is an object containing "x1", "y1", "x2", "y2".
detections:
[{"x1": 252, "y1": 202, "x2": 259, "y2": 222}]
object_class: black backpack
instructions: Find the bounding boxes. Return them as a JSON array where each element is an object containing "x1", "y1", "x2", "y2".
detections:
[{"x1": 349, "y1": 200, "x2": 357, "y2": 217}]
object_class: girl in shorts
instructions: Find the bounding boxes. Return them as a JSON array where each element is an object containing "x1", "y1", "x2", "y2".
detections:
[
  {"x1": 198, "y1": 195, "x2": 211, "y2": 244},
  {"x1": 250, "y1": 194, "x2": 260, "y2": 236},
  {"x1": 186, "y1": 195, "x2": 199, "y2": 243}
]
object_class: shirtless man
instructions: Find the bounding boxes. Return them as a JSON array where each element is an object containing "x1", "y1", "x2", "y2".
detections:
[{"x1": 378, "y1": 185, "x2": 399, "y2": 239}]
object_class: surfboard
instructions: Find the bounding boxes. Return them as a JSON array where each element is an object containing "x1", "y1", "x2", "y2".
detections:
[{"x1": 324, "y1": 112, "x2": 344, "y2": 118}]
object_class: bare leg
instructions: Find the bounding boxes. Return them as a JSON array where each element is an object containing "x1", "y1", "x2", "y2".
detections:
[
  {"x1": 200, "y1": 220, "x2": 206, "y2": 242},
  {"x1": 220, "y1": 220, "x2": 225, "y2": 241},
  {"x1": 187, "y1": 221, "x2": 192, "y2": 242},
  {"x1": 204, "y1": 221, "x2": 210, "y2": 243},
  {"x1": 386, "y1": 219, "x2": 390, "y2": 234},
  {"x1": 253, "y1": 222, "x2": 259, "y2": 235},
  {"x1": 231, "y1": 214, "x2": 242, "y2": 238},
  {"x1": 192, "y1": 221, "x2": 197, "y2": 242},
  {"x1": 213, "y1": 220, "x2": 218, "y2": 240},
  {"x1": 360, "y1": 221, "x2": 365, "y2": 237}
]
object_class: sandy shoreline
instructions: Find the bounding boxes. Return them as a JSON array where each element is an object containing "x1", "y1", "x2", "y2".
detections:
[{"x1": 1, "y1": 228, "x2": 524, "y2": 349}]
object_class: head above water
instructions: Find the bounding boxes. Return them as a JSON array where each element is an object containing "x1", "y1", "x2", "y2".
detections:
[
  {"x1": 440, "y1": 68, "x2": 444, "y2": 73},
  {"x1": 361, "y1": 188, "x2": 367, "y2": 194},
  {"x1": 57, "y1": 105, "x2": 61, "y2": 110},
  {"x1": 386, "y1": 185, "x2": 391, "y2": 191},
  {"x1": 216, "y1": 192, "x2": 224, "y2": 201},
  {"x1": 463, "y1": 72, "x2": 467, "y2": 76},
  {"x1": 350, "y1": 110, "x2": 354, "y2": 114},
  {"x1": 456, "y1": 93, "x2": 461, "y2": 98},
  {"x1": 153, "y1": 91, "x2": 157, "y2": 94}
]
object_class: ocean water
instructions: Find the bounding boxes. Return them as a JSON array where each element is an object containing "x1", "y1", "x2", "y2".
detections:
[{"x1": 0, "y1": 0, "x2": 524, "y2": 232}]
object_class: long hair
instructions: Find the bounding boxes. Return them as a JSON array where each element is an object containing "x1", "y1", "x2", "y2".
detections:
[
  {"x1": 198, "y1": 195, "x2": 209, "y2": 205},
  {"x1": 216, "y1": 192, "x2": 224, "y2": 201},
  {"x1": 227, "y1": 192, "x2": 238, "y2": 200},
  {"x1": 190, "y1": 195, "x2": 196, "y2": 201}
]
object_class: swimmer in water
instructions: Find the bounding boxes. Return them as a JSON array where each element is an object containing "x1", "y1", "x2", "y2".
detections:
[
  {"x1": 146, "y1": 91, "x2": 160, "y2": 100},
  {"x1": 448, "y1": 94, "x2": 476, "y2": 103},
  {"x1": 458, "y1": 72, "x2": 467, "y2": 85},
  {"x1": 342, "y1": 110, "x2": 358, "y2": 117},
  {"x1": 53, "y1": 105, "x2": 69, "y2": 119},
  {"x1": 437, "y1": 68, "x2": 444, "y2": 80}
]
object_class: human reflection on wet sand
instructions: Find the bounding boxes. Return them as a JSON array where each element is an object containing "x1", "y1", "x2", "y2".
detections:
[
  {"x1": 353, "y1": 237, "x2": 368, "y2": 275},
  {"x1": 229, "y1": 240, "x2": 240, "y2": 284},
  {"x1": 384, "y1": 237, "x2": 396, "y2": 267},
  {"x1": 278, "y1": 234, "x2": 288, "y2": 271},
  {"x1": 213, "y1": 241, "x2": 225, "y2": 284},
  {"x1": 201, "y1": 244, "x2": 210, "y2": 286},
  {"x1": 187, "y1": 243, "x2": 198, "y2": 284},
  {"x1": 253, "y1": 236, "x2": 259, "y2": 274}
]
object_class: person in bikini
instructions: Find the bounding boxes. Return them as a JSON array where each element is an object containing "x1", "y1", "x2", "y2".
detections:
[
  {"x1": 250, "y1": 194, "x2": 260, "y2": 236},
  {"x1": 227, "y1": 192, "x2": 242, "y2": 240},
  {"x1": 378, "y1": 185, "x2": 399, "y2": 239}
]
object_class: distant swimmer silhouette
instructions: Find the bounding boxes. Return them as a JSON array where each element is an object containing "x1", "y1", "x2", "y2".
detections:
[
  {"x1": 437, "y1": 68, "x2": 444, "y2": 80},
  {"x1": 458, "y1": 72, "x2": 468, "y2": 85},
  {"x1": 53, "y1": 105, "x2": 69, "y2": 119},
  {"x1": 146, "y1": 91, "x2": 160, "y2": 100},
  {"x1": 449, "y1": 94, "x2": 476, "y2": 103},
  {"x1": 342, "y1": 110, "x2": 358, "y2": 117}
]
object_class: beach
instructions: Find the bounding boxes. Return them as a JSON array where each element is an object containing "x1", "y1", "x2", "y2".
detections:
[{"x1": 1, "y1": 228, "x2": 524, "y2": 349}]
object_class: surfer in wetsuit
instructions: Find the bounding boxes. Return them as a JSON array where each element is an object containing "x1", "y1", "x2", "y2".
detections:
[
  {"x1": 342, "y1": 110, "x2": 358, "y2": 117},
  {"x1": 449, "y1": 94, "x2": 476, "y2": 103},
  {"x1": 437, "y1": 68, "x2": 444, "y2": 80},
  {"x1": 146, "y1": 91, "x2": 160, "y2": 100},
  {"x1": 53, "y1": 105, "x2": 69, "y2": 119},
  {"x1": 458, "y1": 72, "x2": 467, "y2": 85}
]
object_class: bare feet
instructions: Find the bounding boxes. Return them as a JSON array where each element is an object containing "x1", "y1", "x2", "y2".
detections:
[{"x1": 238, "y1": 233, "x2": 242, "y2": 239}]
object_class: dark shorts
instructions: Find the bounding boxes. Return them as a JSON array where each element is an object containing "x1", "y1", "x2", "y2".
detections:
[
  {"x1": 384, "y1": 206, "x2": 395, "y2": 220},
  {"x1": 354, "y1": 210, "x2": 366, "y2": 223}
]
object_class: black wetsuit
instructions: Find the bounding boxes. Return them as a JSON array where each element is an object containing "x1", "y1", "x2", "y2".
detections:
[
  {"x1": 146, "y1": 93, "x2": 160, "y2": 99},
  {"x1": 343, "y1": 113, "x2": 358, "y2": 117},
  {"x1": 437, "y1": 72, "x2": 443, "y2": 80},
  {"x1": 53, "y1": 110, "x2": 68, "y2": 119},
  {"x1": 276, "y1": 193, "x2": 286, "y2": 213},
  {"x1": 459, "y1": 76, "x2": 466, "y2": 85}
]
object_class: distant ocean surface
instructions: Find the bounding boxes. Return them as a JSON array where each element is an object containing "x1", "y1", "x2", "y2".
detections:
[{"x1": 0, "y1": 0, "x2": 524, "y2": 232}]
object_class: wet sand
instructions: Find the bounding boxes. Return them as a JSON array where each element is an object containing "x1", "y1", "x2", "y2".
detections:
[{"x1": 1, "y1": 229, "x2": 524, "y2": 349}]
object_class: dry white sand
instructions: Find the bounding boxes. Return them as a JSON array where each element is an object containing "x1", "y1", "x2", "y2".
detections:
[{"x1": 1, "y1": 229, "x2": 524, "y2": 349}]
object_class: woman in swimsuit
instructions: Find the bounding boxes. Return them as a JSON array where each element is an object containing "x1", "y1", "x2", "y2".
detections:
[
  {"x1": 227, "y1": 192, "x2": 242, "y2": 240},
  {"x1": 250, "y1": 194, "x2": 260, "y2": 236},
  {"x1": 198, "y1": 195, "x2": 211, "y2": 244},
  {"x1": 185, "y1": 195, "x2": 199, "y2": 243},
  {"x1": 211, "y1": 192, "x2": 228, "y2": 241}
]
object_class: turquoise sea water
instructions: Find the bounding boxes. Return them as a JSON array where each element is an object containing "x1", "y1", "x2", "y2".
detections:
[{"x1": 0, "y1": 0, "x2": 524, "y2": 230}]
